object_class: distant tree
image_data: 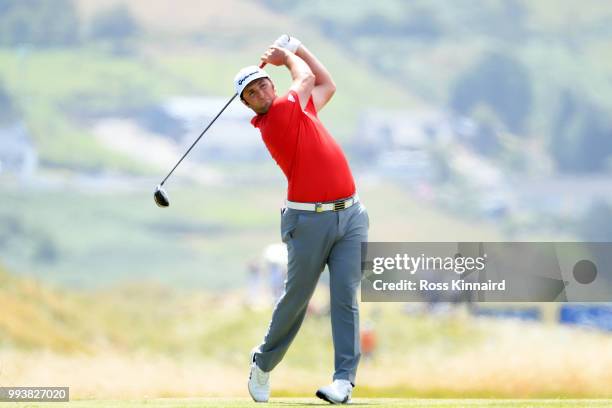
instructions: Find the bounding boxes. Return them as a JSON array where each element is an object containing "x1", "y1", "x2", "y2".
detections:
[
  {"x1": 34, "y1": 237, "x2": 58, "y2": 264},
  {"x1": 428, "y1": 145, "x2": 452, "y2": 183},
  {"x1": 469, "y1": 104, "x2": 503, "y2": 157},
  {"x1": 260, "y1": 0, "x2": 301, "y2": 12},
  {"x1": 397, "y1": 7, "x2": 441, "y2": 40},
  {"x1": 90, "y1": 5, "x2": 139, "y2": 42},
  {"x1": 450, "y1": 52, "x2": 532, "y2": 134},
  {"x1": 0, "y1": 0, "x2": 79, "y2": 47},
  {"x1": 0, "y1": 82, "x2": 17, "y2": 124},
  {"x1": 354, "y1": 13, "x2": 394, "y2": 36},
  {"x1": 351, "y1": 9, "x2": 440, "y2": 40},
  {"x1": 316, "y1": 16, "x2": 342, "y2": 40},
  {"x1": 472, "y1": 0, "x2": 528, "y2": 42},
  {"x1": 550, "y1": 91, "x2": 612, "y2": 173}
]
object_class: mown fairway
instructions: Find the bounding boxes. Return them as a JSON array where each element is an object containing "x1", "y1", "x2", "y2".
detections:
[{"x1": 5, "y1": 398, "x2": 612, "y2": 408}]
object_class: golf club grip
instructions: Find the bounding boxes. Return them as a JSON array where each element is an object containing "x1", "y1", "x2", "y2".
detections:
[{"x1": 159, "y1": 61, "x2": 267, "y2": 186}]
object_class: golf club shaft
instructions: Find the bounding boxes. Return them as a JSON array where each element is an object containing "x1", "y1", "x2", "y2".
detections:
[
  {"x1": 160, "y1": 92, "x2": 237, "y2": 186},
  {"x1": 159, "y1": 62, "x2": 267, "y2": 187}
]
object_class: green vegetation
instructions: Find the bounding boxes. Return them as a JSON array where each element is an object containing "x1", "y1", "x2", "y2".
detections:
[
  {"x1": 549, "y1": 91, "x2": 612, "y2": 173},
  {"x1": 0, "y1": 180, "x2": 504, "y2": 289},
  {"x1": 0, "y1": 79, "x2": 17, "y2": 124},
  {"x1": 89, "y1": 5, "x2": 140, "y2": 43},
  {"x1": 0, "y1": 0, "x2": 79, "y2": 47},
  {"x1": 450, "y1": 52, "x2": 532, "y2": 134},
  {"x1": 265, "y1": 0, "x2": 612, "y2": 173},
  {"x1": 0, "y1": 48, "x2": 188, "y2": 172},
  {"x1": 0, "y1": 183, "x2": 279, "y2": 288},
  {"x1": 0, "y1": 44, "x2": 413, "y2": 171},
  {"x1": 1, "y1": 0, "x2": 611, "y2": 172}
]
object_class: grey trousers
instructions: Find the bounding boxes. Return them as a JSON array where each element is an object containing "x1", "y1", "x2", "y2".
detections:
[{"x1": 253, "y1": 201, "x2": 369, "y2": 385}]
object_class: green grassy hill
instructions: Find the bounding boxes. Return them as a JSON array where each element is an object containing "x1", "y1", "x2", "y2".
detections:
[
  {"x1": 2, "y1": 0, "x2": 611, "y2": 171},
  {"x1": 0, "y1": 266, "x2": 88, "y2": 351},
  {"x1": 0, "y1": 0, "x2": 420, "y2": 172},
  {"x1": 0, "y1": 264, "x2": 193, "y2": 353}
]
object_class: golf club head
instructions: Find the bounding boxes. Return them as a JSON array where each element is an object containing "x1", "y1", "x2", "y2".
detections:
[{"x1": 154, "y1": 185, "x2": 170, "y2": 208}]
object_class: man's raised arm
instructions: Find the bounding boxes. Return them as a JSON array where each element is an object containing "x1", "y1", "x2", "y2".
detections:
[
  {"x1": 261, "y1": 45, "x2": 314, "y2": 110},
  {"x1": 274, "y1": 35, "x2": 336, "y2": 112}
]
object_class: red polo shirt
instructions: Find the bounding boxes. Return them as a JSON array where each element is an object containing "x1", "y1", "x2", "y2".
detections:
[{"x1": 251, "y1": 90, "x2": 355, "y2": 203}]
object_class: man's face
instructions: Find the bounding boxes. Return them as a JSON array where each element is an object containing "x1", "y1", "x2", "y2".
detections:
[{"x1": 241, "y1": 78, "x2": 276, "y2": 114}]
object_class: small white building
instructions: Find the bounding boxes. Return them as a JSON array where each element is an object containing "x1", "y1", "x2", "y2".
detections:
[
  {"x1": 356, "y1": 108, "x2": 456, "y2": 153},
  {"x1": 0, "y1": 122, "x2": 38, "y2": 178},
  {"x1": 160, "y1": 96, "x2": 268, "y2": 161},
  {"x1": 355, "y1": 108, "x2": 457, "y2": 182}
]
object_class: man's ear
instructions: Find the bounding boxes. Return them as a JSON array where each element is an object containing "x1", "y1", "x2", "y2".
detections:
[{"x1": 241, "y1": 97, "x2": 250, "y2": 107}]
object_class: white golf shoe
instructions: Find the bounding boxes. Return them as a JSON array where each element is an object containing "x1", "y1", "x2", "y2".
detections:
[
  {"x1": 316, "y1": 379, "x2": 353, "y2": 404},
  {"x1": 248, "y1": 354, "x2": 270, "y2": 402}
]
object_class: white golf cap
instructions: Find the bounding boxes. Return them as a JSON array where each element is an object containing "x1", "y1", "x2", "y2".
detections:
[{"x1": 234, "y1": 65, "x2": 270, "y2": 98}]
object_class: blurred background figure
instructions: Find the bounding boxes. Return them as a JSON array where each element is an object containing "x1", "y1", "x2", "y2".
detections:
[
  {"x1": 245, "y1": 258, "x2": 263, "y2": 309},
  {"x1": 360, "y1": 321, "x2": 377, "y2": 361},
  {"x1": 263, "y1": 243, "x2": 288, "y2": 303},
  {"x1": 268, "y1": 262, "x2": 285, "y2": 303}
]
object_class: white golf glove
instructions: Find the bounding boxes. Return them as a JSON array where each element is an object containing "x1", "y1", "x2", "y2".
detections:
[{"x1": 273, "y1": 34, "x2": 301, "y2": 53}]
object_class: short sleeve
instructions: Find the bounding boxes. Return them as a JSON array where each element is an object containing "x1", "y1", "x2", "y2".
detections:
[
  {"x1": 287, "y1": 90, "x2": 317, "y2": 118},
  {"x1": 261, "y1": 91, "x2": 301, "y2": 132},
  {"x1": 304, "y1": 94, "x2": 318, "y2": 117}
]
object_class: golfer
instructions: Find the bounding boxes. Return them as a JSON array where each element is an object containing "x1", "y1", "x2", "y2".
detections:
[{"x1": 234, "y1": 35, "x2": 369, "y2": 404}]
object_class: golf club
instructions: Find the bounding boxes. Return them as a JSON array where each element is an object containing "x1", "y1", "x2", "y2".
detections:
[{"x1": 154, "y1": 62, "x2": 266, "y2": 208}]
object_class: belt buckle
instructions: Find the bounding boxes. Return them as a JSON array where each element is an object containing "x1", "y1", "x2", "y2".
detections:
[
  {"x1": 333, "y1": 200, "x2": 346, "y2": 211},
  {"x1": 315, "y1": 203, "x2": 323, "y2": 213}
]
